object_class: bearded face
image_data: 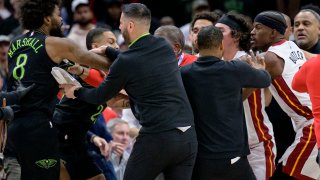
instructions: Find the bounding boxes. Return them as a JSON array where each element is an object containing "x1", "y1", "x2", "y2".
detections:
[
  {"x1": 73, "y1": 5, "x2": 93, "y2": 27},
  {"x1": 119, "y1": 13, "x2": 131, "y2": 45},
  {"x1": 50, "y1": 20, "x2": 64, "y2": 37},
  {"x1": 49, "y1": 5, "x2": 64, "y2": 37}
]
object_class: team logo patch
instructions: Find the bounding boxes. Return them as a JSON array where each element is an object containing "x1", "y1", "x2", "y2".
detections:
[{"x1": 35, "y1": 159, "x2": 57, "y2": 169}]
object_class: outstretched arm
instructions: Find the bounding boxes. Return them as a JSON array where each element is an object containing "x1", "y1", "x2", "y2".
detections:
[
  {"x1": 46, "y1": 37, "x2": 111, "y2": 71},
  {"x1": 61, "y1": 56, "x2": 128, "y2": 105}
]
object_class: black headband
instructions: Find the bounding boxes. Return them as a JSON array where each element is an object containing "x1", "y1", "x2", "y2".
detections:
[
  {"x1": 217, "y1": 15, "x2": 243, "y2": 31},
  {"x1": 254, "y1": 14, "x2": 287, "y2": 35}
]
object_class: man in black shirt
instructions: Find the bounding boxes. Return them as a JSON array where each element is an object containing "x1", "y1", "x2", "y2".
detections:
[
  {"x1": 62, "y1": 3, "x2": 197, "y2": 180},
  {"x1": 180, "y1": 25, "x2": 271, "y2": 180},
  {"x1": 294, "y1": 9, "x2": 320, "y2": 54},
  {"x1": 5, "y1": 0, "x2": 111, "y2": 179}
]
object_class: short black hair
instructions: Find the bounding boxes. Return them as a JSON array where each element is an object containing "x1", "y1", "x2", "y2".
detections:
[
  {"x1": 154, "y1": 25, "x2": 185, "y2": 49},
  {"x1": 21, "y1": 0, "x2": 60, "y2": 30},
  {"x1": 122, "y1": 3, "x2": 151, "y2": 24},
  {"x1": 86, "y1": 27, "x2": 111, "y2": 50},
  {"x1": 197, "y1": 25, "x2": 223, "y2": 50},
  {"x1": 190, "y1": 11, "x2": 221, "y2": 30}
]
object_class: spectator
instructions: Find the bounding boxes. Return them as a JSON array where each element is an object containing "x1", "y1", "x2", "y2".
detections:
[
  {"x1": 180, "y1": 0, "x2": 211, "y2": 48},
  {"x1": 189, "y1": 11, "x2": 220, "y2": 55},
  {"x1": 160, "y1": 16, "x2": 175, "y2": 26},
  {"x1": 0, "y1": 0, "x2": 11, "y2": 21},
  {"x1": 0, "y1": 0, "x2": 20, "y2": 36},
  {"x1": 107, "y1": 118, "x2": 131, "y2": 180},
  {"x1": 154, "y1": 25, "x2": 197, "y2": 67},
  {"x1": 68, "y1": 0, "x2": 95, "y2": 50},
  {"x1": 0, "y1": 35, "x2": 9, "y2": 90}
]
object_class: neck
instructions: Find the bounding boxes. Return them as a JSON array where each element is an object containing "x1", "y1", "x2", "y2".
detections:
[
  {"x1": 129, "y1": 31, "x2": 149, "y2": 47},
  {"x1": 223, "y1": 45, "x2": 239, "y2": 61},
  {"x1": 35, "y1": 26, "x2": 49, "y2": 35},
  {"x1": 79, "y1": 23, "x2": 94, "y2": 30},
  {"x1": 131, "y1": 31, "x2": 148, "y2": 41},
  {"x1": 199, "y1": 49, "x2": 222, "y2": 58}
]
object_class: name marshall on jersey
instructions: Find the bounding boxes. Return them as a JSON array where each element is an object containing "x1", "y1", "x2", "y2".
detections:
[
  {"x1": 289, "y1": 50, "x2": 304, "y2": 64},
  {"x1": 8, "y1": 37, "x2": 43, "y2": 58}
]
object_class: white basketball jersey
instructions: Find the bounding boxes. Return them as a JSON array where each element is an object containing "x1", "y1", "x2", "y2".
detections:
[
  {"x1": 234, "y1": 51, "x2": 275, "y2": 146},
  {"x1": 268, "y1": 40, "x2": 313, "y2": 131}
]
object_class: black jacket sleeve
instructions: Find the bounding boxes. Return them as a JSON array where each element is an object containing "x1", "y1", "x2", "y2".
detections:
[
  {"x1": 235, "y1": 61, "x2": 272, "y2": 88},
  {"x1": 105, "y1": 47, "x2": 121, "y2": 62},
  {"x1": 77, "y1": 56, "x2": 128, "y2": 105}
]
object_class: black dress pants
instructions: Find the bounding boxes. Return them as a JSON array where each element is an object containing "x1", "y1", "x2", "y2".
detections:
[
  {"x1": 124, "y1": 127, "x2": 198, "y2": 180},
  {"x1": 192, "y1": 156, "x2": 256, "y2": 180}
]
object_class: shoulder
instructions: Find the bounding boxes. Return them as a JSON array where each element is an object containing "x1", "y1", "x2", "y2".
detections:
[
  {"x1": 45, "y1": 37, "x2": 80, "y2": 63},
  {"x1": 111, "y1": 52, "x2": 132, "y2": 69},
  {"x1": 227, "y1": 59, "x2": 248, "y2": 69},
  {"x1": 264, "y1": 51, "x2": 284, "y2": 67},
  {"x1": 46, "y1": 37, "x2": 75, "y2": 49}
]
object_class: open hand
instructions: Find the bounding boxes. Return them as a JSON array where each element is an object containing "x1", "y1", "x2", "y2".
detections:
[
  {"x1": 240, "y1": 50, "x2": 266, "y2": 70},
  {"x1": 92, "y1": 136, "x2": 110, "y2": 158}
]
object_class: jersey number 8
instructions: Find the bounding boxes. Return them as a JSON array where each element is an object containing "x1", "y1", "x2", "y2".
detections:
[{"x1": 13, "y1": 54, "x2": 28, "y2": 81}]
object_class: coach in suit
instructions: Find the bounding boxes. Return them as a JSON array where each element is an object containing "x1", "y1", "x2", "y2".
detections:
[{"x1": 62, "y1": 3, "x2": 197, "y2": 180}]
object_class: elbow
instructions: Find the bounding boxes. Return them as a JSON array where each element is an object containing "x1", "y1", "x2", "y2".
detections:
[{"x1": 260, "y1": 70, "x2": 272, "y2": 88}]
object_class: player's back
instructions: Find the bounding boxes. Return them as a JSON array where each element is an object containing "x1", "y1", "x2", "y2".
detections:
[{"x1": 7, "y1": 31, "x2": 59, "y2": 117}]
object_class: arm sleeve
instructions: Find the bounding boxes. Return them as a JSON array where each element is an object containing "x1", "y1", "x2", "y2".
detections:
[
  {"x1": 77, "y1": 57, "x2": 128, "y2": 105},
  {"x1": 86, "y1": 131, "x2": 96, "y2": 143},
  {"x1": 83, "y1": 69, "x2": 106, "y2": 88},
  {"x1": 236, "y1": 61, "x2": 272, "y2": 88},
  {"x1": 87, "y1": 116, "x2": 113, "y2": 142},
  {"x1": 105, "y1": 47, "x2": 121, "y2": 62}
]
